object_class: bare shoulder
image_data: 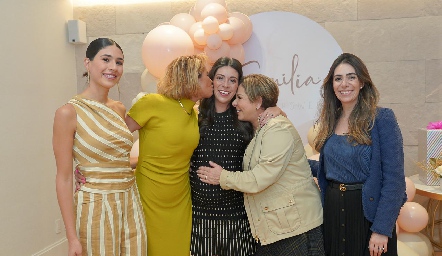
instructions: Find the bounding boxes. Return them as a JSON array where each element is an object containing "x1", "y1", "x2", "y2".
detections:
[
  {"x1": 108, "y1": 99, "x2": 127, "y2": 118},
  {"x1": 53, "y1": 103, "x2": 77, "y2": 132}
]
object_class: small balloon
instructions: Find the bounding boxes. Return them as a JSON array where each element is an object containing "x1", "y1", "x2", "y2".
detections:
[
  {"x1": 188, "y1": 22, "x2": 205, "y2": 49},
  {"x1": 206, "y1": 34, "x2": 222, "y2": 50},
  {"x1": 193, "y1": 0, "x2": 227, "y2": 21},
  {"x1": 397, "y1": 202, "x2": 429, "y2": 233},
  {"x1": 170, "y1": 13, "x2": 196, "y2": 33},
  {"x1": 201, "y1": 3, "x2": 228, "y2": 24},
  {"x1": 194, "y1": 28, "x2": 208, "y2": 46},
  {"x1": 202, "y1": 16, "x2": 219, "y2": 34},
  {"x1": 218, "y1": 23, "x2": 233, "y2": 40}
]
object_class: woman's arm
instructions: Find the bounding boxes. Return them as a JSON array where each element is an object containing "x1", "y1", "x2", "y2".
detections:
[
  {"x1": 125, "y1": 115, "x2": 142, "y2": 133},
  {"x1": 53, "y1": 104, "x2": 82, "y2": 256}
]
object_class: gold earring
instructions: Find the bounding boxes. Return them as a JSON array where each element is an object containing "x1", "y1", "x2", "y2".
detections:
[{"x1": 87, "y1": 71, "x2": 90, "y2": 84}]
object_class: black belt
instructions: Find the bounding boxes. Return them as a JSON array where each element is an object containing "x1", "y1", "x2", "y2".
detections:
[{"x1": 329, "y1": 181, "x2": 363, "y2": 192}]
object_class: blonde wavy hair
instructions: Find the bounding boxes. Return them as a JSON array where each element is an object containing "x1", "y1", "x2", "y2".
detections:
[
  {"x1": 241, "y1": 74, "x2": 279, "y2": 108},
  {"x1": 314, "y1": 53, "x2": 380, "y2": 152},
  {"x1": 157, "y1": 54, "x2": 208, "y2": 100}
]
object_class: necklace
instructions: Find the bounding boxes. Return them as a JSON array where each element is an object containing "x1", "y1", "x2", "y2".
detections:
[{"x1": 178, "y1": 99, "x2": 191, "y2": 115}]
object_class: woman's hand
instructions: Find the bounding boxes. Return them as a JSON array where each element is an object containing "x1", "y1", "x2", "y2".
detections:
[
  {"x1": 258, "y1": 106, "x2": 286, "y2": 127},
  {"x1": 74, "y1": 168, "x2": 86, "y2": 192},
  {"x1": 368, "y1": 232, "x2": 388, "y2": 256},
  {"x1": 197, "y1": 161, "x2": 222, "y2": 185},
  {"x1": 68, "y1": 238, "x2": 83, "y2": 256}
]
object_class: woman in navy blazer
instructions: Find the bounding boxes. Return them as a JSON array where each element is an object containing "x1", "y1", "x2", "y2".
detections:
[{"x1": 309, "y1": 53, "x2": 406, "y2": 256}]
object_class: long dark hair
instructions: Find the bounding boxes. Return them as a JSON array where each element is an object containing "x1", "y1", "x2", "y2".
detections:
[
  {"x1": 198, "y1": 57, "x2": 254, "y2": 143},
  {"x1": 314, "y1": 53, "x2": 379, "y2": 151}
]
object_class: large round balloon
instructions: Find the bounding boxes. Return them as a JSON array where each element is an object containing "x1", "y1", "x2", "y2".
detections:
[
  {"x1": 229, "y1": 43, "x2": 245, "y2": 64},
  {"x1": 193, "y1": 0, "x2": 227, "y2": 21},
  {"x1": 397, "y1": 202, "x2": 429, "y2": 233},
  {"x1": 140, "y1": 69, "x2": 158, "y2": 93},
  {"x1": 170, "y1": 13, "x2": 196, "y2": 33},
  {"x1": 141, "y1": 25, "x2": 194, "y2": 78},
  {"x1": 201, "y1": 3, "x2": 228, "y2": 24},
  {"x1": 226, "y1": 16, "x2": 246, "y2": 45},
  {"x1": 204, "y1": 41, "x2": 230, "y2": 64},
  {"x1": 397, "y1": 240, "x2": 419, "y2": 256},
  {"x1": 397, "y1": 232, "x2": 433, "y2": 256},
  {"x1": 229, "y1": 12, "x2": 253, "y2": 44},
  {"x1": 405, "y1": 176, "x2": 416, "y2": 202}
]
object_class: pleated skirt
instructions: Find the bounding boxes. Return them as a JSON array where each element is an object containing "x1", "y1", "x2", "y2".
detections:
[
  {"x1": 324, "y1": 182, "x2": 397, "y2": 256},
  {"x1": 191, "y1": 217, "x2": 257, "y2": 256}
]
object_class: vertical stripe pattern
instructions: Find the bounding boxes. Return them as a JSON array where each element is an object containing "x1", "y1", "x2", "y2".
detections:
[{"x1": 70, "y1": 96, "x2": 147, "y2": 255}]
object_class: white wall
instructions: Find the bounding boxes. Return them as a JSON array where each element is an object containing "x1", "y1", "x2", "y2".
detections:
[{"x1": 0, "y1": 0, "x2": 76, "y2": 254}]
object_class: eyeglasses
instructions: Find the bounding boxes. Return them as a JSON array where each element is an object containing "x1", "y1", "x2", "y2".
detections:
[{"x1": 214, "y1": 74, "x2": 238, "y2": 85}]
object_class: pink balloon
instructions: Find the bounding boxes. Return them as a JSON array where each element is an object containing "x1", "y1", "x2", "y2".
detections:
[
  {"x1": 229, "y1": 12, "x2": 253, "y2": 44},
  {"x1": 170, "y1": 13, "x2": 196, "y2": 33},
  {"x1": 206, "y1": 34, "x2": 222, "y2": 50},
  {"x1": 194, "y1": 28, "x2": 208, "y2": 46},
  {"x1": 141, "y1": 25, "x2": 194, "y2": 78},
  {"x1": 201, "y1": 3, "x2": 228, "y2": 24},
  {"x1": 140, "y1": 69, "x2": 158, "y2": 93},
  {"x1": 193, "y1": 0, "x2": 227, "y2": 21},
  {"x1": 202, "y1": 16, "x2": 219, "y2": 34},
  {"x1": 229, "y1": 44, "x2": 245, "y2": 64},
  {"x1": 405, "y1": 177, "x2": 416, "y2": 202},
  {"x1": 189, "y1": 22, "x2": 205, "y2": 49},
  {"x1": 218, "y1": 23, "x2": 233, "y2": 40},
  {"x1": 397, "y1": 202, "x2": 429, "y2": 233},
  {"x1": 204, "y1": 42, "x2": 230, "y2": 64},
  {"x1": 226, "y1": 17, "x2": 246, "y2": 45}
]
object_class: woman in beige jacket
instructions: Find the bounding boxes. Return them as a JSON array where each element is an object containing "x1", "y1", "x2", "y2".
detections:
[{"x1": 198, "y1": 74, "x2": 324, "y2": 255}]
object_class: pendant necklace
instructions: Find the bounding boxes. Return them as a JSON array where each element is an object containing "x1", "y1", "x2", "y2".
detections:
[{"x1": 178, "y1": 99, "x2": 191, "y2": 115}]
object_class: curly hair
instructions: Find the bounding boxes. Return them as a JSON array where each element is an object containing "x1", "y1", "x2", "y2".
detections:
[
  {"x1": 157, "y1": 54, "x2": 207, "y2": 100},
  {"x1": 198, "y1": 57, "x2": 253, "y2": 143},
  {"x1": 314, "y1": 53, "x2": 380, "y2": 151}
]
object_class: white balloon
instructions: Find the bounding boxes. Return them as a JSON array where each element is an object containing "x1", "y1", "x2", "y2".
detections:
[
  {"x1": 140, "y1": 69, "x2": 158, "y2": 93},
  {"x1": 397, "y1": 240, "x2": 419, "y2": 256},
  {"x1": 131, "y1": 92, "x2": 147, "y2": 106},
  {"x1": 397, "y1": 232, "x2": 433, "y2": 256}
]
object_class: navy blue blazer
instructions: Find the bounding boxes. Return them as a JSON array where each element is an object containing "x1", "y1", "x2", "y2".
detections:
[{"x1": 310, "y1": 107, "x2": 407, "y2": 237}]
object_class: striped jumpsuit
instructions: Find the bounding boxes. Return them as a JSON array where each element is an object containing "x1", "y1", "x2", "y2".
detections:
[{"x1": 70, "y1": 96, "x2": 147, "y2": 255}]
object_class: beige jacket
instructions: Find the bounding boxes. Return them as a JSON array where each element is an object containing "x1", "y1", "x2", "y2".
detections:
[{"x1": 220, "y1": 116, "x2": 323, "y2": 245}]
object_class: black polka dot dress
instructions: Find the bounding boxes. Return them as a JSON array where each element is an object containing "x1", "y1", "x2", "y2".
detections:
[{"x1": 190, "y1": 110, "x2": 257, "y2": 256}]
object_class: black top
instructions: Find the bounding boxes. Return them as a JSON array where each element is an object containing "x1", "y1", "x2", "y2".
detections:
[{"x1": 190, "y1": 110, "x2": 248, "y2": 220}]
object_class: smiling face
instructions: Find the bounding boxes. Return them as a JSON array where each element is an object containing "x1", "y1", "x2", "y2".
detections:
[
  {"x1": 333, "y1": 63, "x2": 363, "y2": 110},
  {"x1": 213, "y1": 66, "x2": 239, "y2": 112},
  {"x1": 232, "y1": 85, "x2": 260, "y2": 129},
  {"x1": 85, "y1": 44, "x2": 124, "y2": 90}
]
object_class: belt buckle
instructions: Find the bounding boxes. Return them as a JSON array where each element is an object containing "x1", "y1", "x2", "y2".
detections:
[{"x1": 339, "y1": 184, "x2": 346, "y2": 192}]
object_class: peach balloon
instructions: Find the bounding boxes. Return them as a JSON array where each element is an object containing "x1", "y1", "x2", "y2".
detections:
[
  {"x1": 229, "y1": 44, "x2": 245, "y2": 64},
  {"x1": 202, "y1": 16, "x2": 219, "y2": 34},
  {"x1": 201, "y1": 3, "x2": 228, "y2": 24},
  {"x1": 226, "y1": 16, "x2": 246, "y2": 45},
  {"x1": 218, "y1": 23, "x2": 233, "y2": 40},
  {"x1": 189, "y1": 22, "x2": 205, "y2": 49},
  {"x1": 193, "y1": 0, "x2": 227, "y2": 21},
  {"x1": 170, "y1": 13, "x2": 196, "y2": 33},
  {"x1": 397, "y1": 202, "x2": 429, "y2": 233},
  {"x1": 194, "y1": 28, "x2": 208, "y2": 46},
  {"x1": 397, "y1": 232, "x2": 433, "y2": 256},
  {"x1": 405, "y1": 177, "x2": 416, "y2": 202},
  {"x1": 204, "y1": 42, "x2": 230, "y2": 64},
  {"x1": 229, "y1": 12, "x2": 253, "y2": 44},
  {"x1": 142, "y1": 25, "x2": 194, "y2": 78},
  {"x1": 140, "y1": 69, "x2": 158, "y2": 93},
  {"x1": 206, "y1": 34, "x2": 222, "y2": 50}
]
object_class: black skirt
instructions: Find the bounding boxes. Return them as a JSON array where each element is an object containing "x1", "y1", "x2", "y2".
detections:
[{"x1": 323, "y1": 181, "x2": 397, "y2": 256}]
